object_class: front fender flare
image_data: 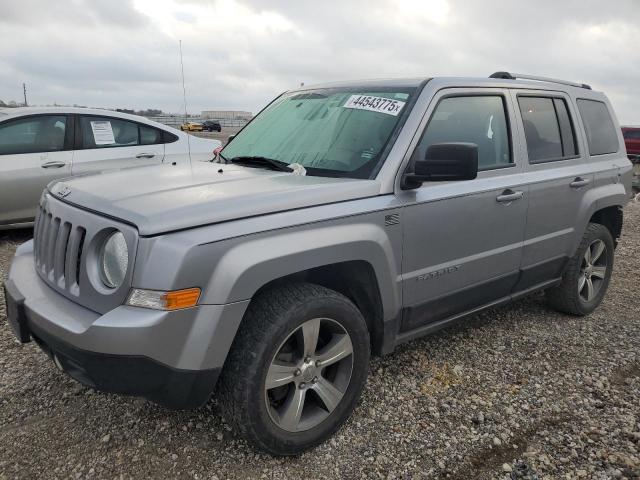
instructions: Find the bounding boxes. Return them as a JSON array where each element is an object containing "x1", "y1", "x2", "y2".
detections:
[{"x1": 200, "y1": 222, "x2": 401, "y2": 321}]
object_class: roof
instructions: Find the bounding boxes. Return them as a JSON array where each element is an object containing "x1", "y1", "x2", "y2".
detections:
[
  {"x1": 0, "y1": 106, "x2": 145, "y2": 118},
  {"x1": 293, "y1": 74, "x2": 603, "y2": 95},
  {"x1": 0, "y1": 106, "x2": 181, "y2": 132},
  {"x1": 296, "y1": 77, "x2": 430, "y2": 90}
]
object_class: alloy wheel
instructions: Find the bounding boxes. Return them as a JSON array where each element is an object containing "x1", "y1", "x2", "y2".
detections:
[
  {"x1": 578, "y1": 239, "x2": 608, "y2": 302},
  {"x1": 264, "y1": 318, "x2": 354, "y2": 433}
]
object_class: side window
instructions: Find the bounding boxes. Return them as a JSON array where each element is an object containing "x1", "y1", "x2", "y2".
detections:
[
  {"x1": 553, "y1": 98, "x2": 577, "y2": 157},
  {"x1": 519, "y1": 97, "x2": 562, "y2": 162},
  {"x1": 0, "y1": 115, "x2": 67, "y2": 155},
  {"x1": 80, "y1": 116, "x2": 139, "y2": 149},
  {"x1": 140, "y1": 125, "x2": 162, "y2": 145},
  {"x1": 577, "y1": 99, "x2": 619, "y2": 155},
  {"x1": 417, "y1": 96, "x2": 511, "y2": 170},
  {"x1": 162, "y1": 130, "x2": 179, "y2": 143}
]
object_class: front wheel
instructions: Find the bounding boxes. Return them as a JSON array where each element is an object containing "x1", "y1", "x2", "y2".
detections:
[
  {"x1": 218, "y1": 282, "x2": 370, "y2": 455},
  {"x1": 546, "y1": 223, "x2": 615, "y2": 315}
]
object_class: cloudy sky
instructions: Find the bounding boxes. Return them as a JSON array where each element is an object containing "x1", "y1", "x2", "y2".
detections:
[{"x1": 1, "y1": 0, "x2": 639, "y2": 123}]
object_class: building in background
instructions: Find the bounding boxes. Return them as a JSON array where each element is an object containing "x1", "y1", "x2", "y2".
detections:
[
  {"x1": 142, "y1": 111, "x2": 253, "y2": 129},
  {"x1": 201, "y1": 110, "x2": 252, "y2": 120}
]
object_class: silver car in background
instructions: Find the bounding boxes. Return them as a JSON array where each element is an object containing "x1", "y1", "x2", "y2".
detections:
[{"x1": 0, "y1": 107, "x2": 221, "y2": 229}]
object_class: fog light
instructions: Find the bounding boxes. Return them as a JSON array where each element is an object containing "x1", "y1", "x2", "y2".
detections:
[{"x1": 126, "y1": 288, "x2": 201, "y2": 310}]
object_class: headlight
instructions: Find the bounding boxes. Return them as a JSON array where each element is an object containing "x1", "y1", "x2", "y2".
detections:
[{"x1": 100, "y1": 231, "x2": 128, "y2": 288}]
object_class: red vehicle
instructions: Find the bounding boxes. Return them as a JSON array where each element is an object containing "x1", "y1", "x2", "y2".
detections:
[
  {"x1": 623, "y1": 126, "x2": 640, "y2": 159},
  {"x1": 623, "y1": 127, "x2": 640, "y2": 193}
]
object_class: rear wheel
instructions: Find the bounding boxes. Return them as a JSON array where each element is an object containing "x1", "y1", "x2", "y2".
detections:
[
  {"x1": 218, "y1": 282, "x2": 370, "y2": 455},
  {"x1": 546, "y1": 223, "x2": 614, "y2": 315}
]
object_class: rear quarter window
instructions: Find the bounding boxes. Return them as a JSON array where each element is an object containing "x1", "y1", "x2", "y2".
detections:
[{"x1": 577, "y1": 99, "x2": 619, "y2": 156}]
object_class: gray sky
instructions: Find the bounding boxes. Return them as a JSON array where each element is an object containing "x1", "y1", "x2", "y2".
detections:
[{"x1": 1, "y1": 0, "x2": 639, "y2": 123}]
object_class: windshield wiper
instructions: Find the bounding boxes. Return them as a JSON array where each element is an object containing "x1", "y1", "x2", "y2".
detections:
[{"x1": 229, "y1": 156, "x2": 293, "y2": 172}]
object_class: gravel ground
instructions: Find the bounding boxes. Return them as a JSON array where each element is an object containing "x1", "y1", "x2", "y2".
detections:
[{"x1": 1, "y1": 203, "x2": 639, "y2": 480}]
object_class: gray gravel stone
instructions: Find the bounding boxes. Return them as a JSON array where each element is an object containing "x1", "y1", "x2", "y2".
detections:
[{"x1": 1, "y1": 202, "x2": 639, "y2": 479}]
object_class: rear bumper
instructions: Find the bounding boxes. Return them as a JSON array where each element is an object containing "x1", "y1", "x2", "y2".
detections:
[{"x1": 4, "y1": 240, "x2": 250, "y2": 409}]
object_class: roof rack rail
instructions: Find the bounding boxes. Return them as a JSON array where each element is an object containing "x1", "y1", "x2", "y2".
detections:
[{"x1": 489, "y1": 71, "x2": 592, "y2": 90}]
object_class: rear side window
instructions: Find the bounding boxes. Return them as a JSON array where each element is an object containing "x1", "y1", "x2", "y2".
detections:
[
  {"x1": 0, "y1": 115, "x2": 67, "y2": 155},
  {"x1": 518, "y1": 97, "x2": 577, "y2": 163},
  {"x1": 140, "y1": 125, "x2": 162, "y2": 145},
  {"x1": 80, "y1": 116, "x2": 167, "y2": 148},
  {"x1": 162, "y1": 130, "x2": 179, "y2": 143},
  {"x1": 417, "y1": 95, "x2": 512, "y2": 170},
  {"x1": 577, "y1": 99, "x2": 619, "y2": 155},
  {"x1": 554, "y1": 99, "x2": 577, "y2": 157},
  {"x1": 80, "y1": 116, "x2": 139, "y2": 149}
]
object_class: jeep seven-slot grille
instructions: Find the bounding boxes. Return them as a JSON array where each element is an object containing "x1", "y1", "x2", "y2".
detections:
[{"x1": 33, "y1": 206, "x2": 86, "y2": 292}]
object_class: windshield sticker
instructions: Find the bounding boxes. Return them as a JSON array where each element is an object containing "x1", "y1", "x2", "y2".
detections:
[
  {"x1": 343, "y1": 95, "x2": 406, "y2": 116},
  {"x1": 90, "y1": 120, "x2": 116, "y2": 145}
]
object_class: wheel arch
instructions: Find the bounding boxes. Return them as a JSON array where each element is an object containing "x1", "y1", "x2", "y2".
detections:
[
  {"x1": 252, "y1": 261, "x2": 387, "y2": 355},
  {"x1": 575, "y1": 182, "x2": 627, "y2": 252},
  {"x1": 589, "y1": 205, "x2": 623, "y2": 247},
  {"x1": 200, "y1": 223, "x2": 402, "y2": 356}
]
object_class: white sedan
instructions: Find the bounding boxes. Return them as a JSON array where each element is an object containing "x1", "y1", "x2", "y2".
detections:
[{"x1": 0, "y1": 107, "x2": 221, "y2": 229}]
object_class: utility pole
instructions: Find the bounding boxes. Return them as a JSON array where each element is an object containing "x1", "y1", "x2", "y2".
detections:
[{"x1": 23, "y1": 83, "x2": 27, "y2": 106}]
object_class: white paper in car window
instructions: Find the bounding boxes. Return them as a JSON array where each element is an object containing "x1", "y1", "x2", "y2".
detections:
[{"x1": 90, "y1": 121, "x2": 116, "y2": 145}]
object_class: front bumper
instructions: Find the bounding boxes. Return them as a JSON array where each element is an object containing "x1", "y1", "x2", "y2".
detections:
[{"x1": 4, "y1": 240, "x2": 250, "y2": 409}]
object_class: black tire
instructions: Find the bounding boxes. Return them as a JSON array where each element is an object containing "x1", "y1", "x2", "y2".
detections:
[
  {"x1": 218, "y1": 282, "x2": 370, "y2": 456},
  {"x1": 546, "y1": 223, "x2": 615, "y2": 315}
]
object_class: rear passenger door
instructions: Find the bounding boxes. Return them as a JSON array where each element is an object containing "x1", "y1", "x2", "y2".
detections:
[
  {"x1": 400, "y1": 90, "x2": 528, "y2": 333},
  {"x1": 512, "y1": 92, "x2": 594, "y2": 293},
  {"x1": 71, "y1": 115, "x2": 165, "y2": 174}
]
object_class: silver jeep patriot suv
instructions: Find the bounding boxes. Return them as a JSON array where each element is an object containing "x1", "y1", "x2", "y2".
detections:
[{"x1": 4, "y1": 73, "x2": 633, "y2": 455}]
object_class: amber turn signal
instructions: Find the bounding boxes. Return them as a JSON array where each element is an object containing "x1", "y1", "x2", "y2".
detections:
[{"x1": 163, "y1": 288, "x2": 201, "y2": 310}]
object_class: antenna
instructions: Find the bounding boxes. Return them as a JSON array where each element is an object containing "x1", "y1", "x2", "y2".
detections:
[{"x1": 179, "y1": 40, "x2": 191, "y2": 160}]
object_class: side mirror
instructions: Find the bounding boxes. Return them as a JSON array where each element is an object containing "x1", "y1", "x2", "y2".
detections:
[
  {"x1": 227, "y1": 134, "x2": 236, "y2": 145},
  {"x1": 402, "y1": 142, "x2": 478, "y2": 190}
]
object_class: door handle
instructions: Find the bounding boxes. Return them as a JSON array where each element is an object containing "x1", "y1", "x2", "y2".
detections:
[
  {"x1": 136, "y1": 153, "x2": 156, "y2": 159},
  {"x1": 41, "y1": 161, "x2": 67, "y2": 169},
  {"x1": 570, "y1": 177, "x2": 591, "y2": 189},
  {"x1": 496, "y1": 189, "x2": 524, "y2": 203}
]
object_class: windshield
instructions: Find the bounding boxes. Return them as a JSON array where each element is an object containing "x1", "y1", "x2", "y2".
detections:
[{"x1": 222, "y1": 87, "x2": 416, "y2": 178}]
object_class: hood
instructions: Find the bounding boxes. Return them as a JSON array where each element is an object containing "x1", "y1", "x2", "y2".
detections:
[{"x1": 49, "y1": 162, "x2": 380, "y2": 235}]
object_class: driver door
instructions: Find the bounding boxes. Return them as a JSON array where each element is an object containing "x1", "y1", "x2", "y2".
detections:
[{"x1": 398, "y1": 89, "x2": 528, "y2": 333}]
